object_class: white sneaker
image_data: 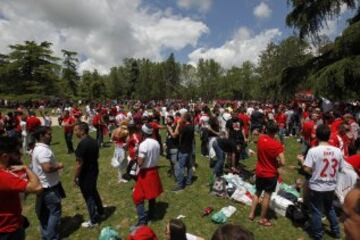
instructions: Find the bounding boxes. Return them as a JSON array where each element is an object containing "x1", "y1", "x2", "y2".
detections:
[
  {"x1": 118, "y1": 178, "x2": 128, "y2": 183},
  {"x1": 81, "y1": 221, "x2": 98, "y2": 228}
]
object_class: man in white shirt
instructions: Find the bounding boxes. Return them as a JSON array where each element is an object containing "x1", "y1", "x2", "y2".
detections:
[
  {"x1": 303, "y1": 124, "x2": 342, "y2": 240},
  {"x1": 32, "y1": 126, "x2": 64, "y2": 240},
  {"x1": 131, "y1": 124, "x2": 163, "y2": 229}
]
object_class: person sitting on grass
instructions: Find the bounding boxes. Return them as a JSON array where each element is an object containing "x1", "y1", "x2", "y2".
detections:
[
  {"x1": 211, "y1": 223, "x2": 254, "y2": 240},
  {"x1": 164, "y1": 219, "x2": 204, "y2": 240}
]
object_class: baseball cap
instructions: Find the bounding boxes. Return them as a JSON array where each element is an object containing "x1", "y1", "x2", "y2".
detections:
[{"x1": 141, "y1": 124, "x2": 153, "y2": 135}]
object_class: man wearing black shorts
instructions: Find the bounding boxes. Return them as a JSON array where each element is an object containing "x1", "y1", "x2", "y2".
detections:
[{"x1": 248, "y1": 121, "x2": 285, "y2": 227}]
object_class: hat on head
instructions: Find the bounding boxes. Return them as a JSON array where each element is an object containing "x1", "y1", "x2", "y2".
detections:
[{"x1": 141, "y1": 124, "x2": 153, "y2": 135}]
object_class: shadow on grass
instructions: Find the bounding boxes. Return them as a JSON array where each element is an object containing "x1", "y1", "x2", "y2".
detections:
[
  {"x1": 101, "y1": 206, "x2": 117, "y2": 222},
  {"x1": 253, "y1": 206, "x2": 278, "y2": 221},
  {"x1": 59, "y1": 214, "x2": 84, "y2": 239},
  {"x1": 152, "y1": 201, "x2": 169, "y2": 222}
]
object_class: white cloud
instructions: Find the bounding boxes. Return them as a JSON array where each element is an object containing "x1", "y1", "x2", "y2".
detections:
[
  {"x1": 188, "y1": 27, "x2": 281, "y2": 68},
  {"x1": 318, "y1": 3, "x2": 350, "y2": 39},
  {"x1": 0, "y1": 0, "x2": 209, "y2": 74},
  {"x1": 254, "y1": 2, "x2": 272, "y2": 19},
  {"x1": 318, "y1": 19, "x2": 338, "y2": 37},
  {"x1": 177, "y1": 0, "x2": 212, "y2": 13}
]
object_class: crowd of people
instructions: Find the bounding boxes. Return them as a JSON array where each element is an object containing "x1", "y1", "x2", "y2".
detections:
[{"x1": 1, "y1": 98, "x2": 360, "y2": 240}]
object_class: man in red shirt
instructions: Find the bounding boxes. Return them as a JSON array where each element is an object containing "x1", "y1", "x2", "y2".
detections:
[
  {"x1": 149, "y1": 118, "x2": 164, "y2": 155},
  {"x1": 301, "y1": 113, "x2": 317, "y2": 155},
  {"x1": 26, "y1": 112, "x2": 41, "y2": 149},
  {"x1": 275, "y1": 108, "x2": 287, "y2": 144},
  {"x1": 330, "y1": 112, "x2": 343, "y2": 133},
  {"x1": 0, "y1": 136, "x2": 42, "y2": 239},
  {"x1": 62, "y1": 110, "x2": 76, "y2": 154},
  {"x1": 238, "y1": 108, "x2": 250, "y2": 139},
  {"x1": 329, "y1": 124, "x2": 351, "y2": 157},
  {"x1": 26, "y1": 112, "x2": 41, "y2": 134},
  {"x1": 248, "y1": 121, "x2": 286, "y2": 227}
]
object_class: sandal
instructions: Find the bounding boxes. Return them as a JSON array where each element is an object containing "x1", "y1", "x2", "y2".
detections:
[
  {"x1": 248, "y1": 215, "x2": 255, "y2": 222},
  {"x1": 258, "y1": 219, "x2": 272, "y2": 227},
  {"x1": 231, "y1": 167, "x2": 240, "y2": 174}
]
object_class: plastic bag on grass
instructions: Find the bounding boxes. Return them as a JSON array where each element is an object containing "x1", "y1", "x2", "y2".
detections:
[{"x1": 99, "y1": 226, "x2": 121, "y2": 240}]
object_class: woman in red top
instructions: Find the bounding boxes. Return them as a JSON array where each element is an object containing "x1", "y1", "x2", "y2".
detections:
[{"x1": 248, "y1": 121, "x2": 286, "y2": 227}]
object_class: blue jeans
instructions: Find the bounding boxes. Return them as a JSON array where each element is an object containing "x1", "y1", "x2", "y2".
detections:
[
  {"x1": 135, "y1": 199, "x2": 155, "y2": 225},
  {"x1": 167, "y1": 149, "x2": 178, "y2": 165},
  {"x1": 278, "y1": 127, "x2": 286, "y2": 144},
  {"x1": 175, "y1": 152, "x2": 193, "y2": 187},
  {"x1": 64, "y1": 132, "x2": 74, "y2": 153},
  {"x1": 309, "y1": 190, "x2": 340, "y2": 240},
  {"x1": 212, "y1": 139, "x2": 225, "y2": 177},
  {"x1": 79, "y1": 177, "x2": 104, "y2": 224},
  {"x1": 36, "y1": 189, "x2": 62, "y2": 240}
]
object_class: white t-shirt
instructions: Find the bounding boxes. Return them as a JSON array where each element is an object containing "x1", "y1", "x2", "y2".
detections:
[
  {"x1": 20, "y1": 121, "x2": 27, "y2": 137},
  {"x1": 138, "y1": 138, "x2": 160, "y2": 169},
  {"x1": 304, "y1": 145, "x2": 344, "y2": 192},
  {"x1": 199, "y1": 114, "x2": 209, "y2": 127},
  {"x1": 31, "y1": 143, "x2": 60, "y2": 188},
  {"x1": 179, "y1": 108, "x2": 188, "y2": 116},
  {"x1": 115, "y1": 112, "x2": 126, "y2": 124},
  {"x1": 246, "y1": 107, "x2": 254, "y2": 116}
]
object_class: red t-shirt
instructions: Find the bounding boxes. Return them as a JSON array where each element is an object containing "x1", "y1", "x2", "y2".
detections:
[
  {"x1": 127, "y1": 133, "x2": 142, "y2": 160},
  {"x1": 149, "y1": 121, "x2": 161, "y2": 139},
  {"x1": 26, "y1": 116, "x2": 41, "y2": 133},
  {"x1": 256, "y1": 134, "x2": 284, "y2": 178},
  {"x1": 0, "y1": 169, "x2": 28, "y2": 233},
  {"x1": 275, "y1": 113, "x2": 287, "y2": 128},
  {"x1": 331, "y1": 118, "x2": 343, "y2": 133},
  {"x1": 329, "y1": 133, "x2": 349, "y2": 157},
  {"x1": 238, "y1": 113, "x2": 250, "y2": 136},
  {"x1": 345, "y1": 154, "x2": 360, "y2": 175},
  {"x1": 63, "y1": 116, "x2": 76, "y2": 133},
  {"x1": 71, "y1": 107, "x2": 82, "y2": 117},
  {"x1": 92, "y1": 114, "x2": 101, "y2": 126},
  {"x1": 302, "y1": 120, "x2": 315, "y2": 144},
  {"x1": 302, "y1": 111, "x2": 309, "y2": 120}
]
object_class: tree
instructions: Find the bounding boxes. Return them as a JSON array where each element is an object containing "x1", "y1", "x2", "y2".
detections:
[
  {"x1": 257, "y1": 37, "x2": 312, "y2": 101},
  {"x1": 286, "y1": 0, "x2": 359, "y2": 38},
  {"x1": 61, "y1": 49, "x2": 79, "y2": 96},
  {"x1": 128, "y1": 59, "x2": 139, "y2": 99},
  {"x1": 5, "y1": 41, "x2": 61, "y2": 96},
  {"x1": 164, "y1": 53, "x2": 180, "y2": 98},
  {"x1": 197, "y1": 59, "x2": 223, "y2": 100}
]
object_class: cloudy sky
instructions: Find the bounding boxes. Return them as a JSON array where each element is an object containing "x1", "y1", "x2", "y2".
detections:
[{"x1": 0, "y1": 0, "x2": 355, "y2": 73}]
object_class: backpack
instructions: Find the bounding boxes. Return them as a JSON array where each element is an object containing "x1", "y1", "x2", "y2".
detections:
[
  {"x1": 278, "y1": 189, "x2": 298, "y2": 203},
  {"x1": 211, "y1": 177, "x2": 227, "y2": 197},
  {"x1": 285, "y1": 202, "x2": 308, "y2": 225}
]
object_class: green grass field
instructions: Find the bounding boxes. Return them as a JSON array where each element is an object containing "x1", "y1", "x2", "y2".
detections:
[{"x1": 21, "y1": 127, "x2": 343, "y2": 240}]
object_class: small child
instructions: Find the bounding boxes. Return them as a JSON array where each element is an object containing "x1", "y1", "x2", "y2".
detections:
[{"x1": 111, "y1": 122, "x2": 129, "y2": 183}]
